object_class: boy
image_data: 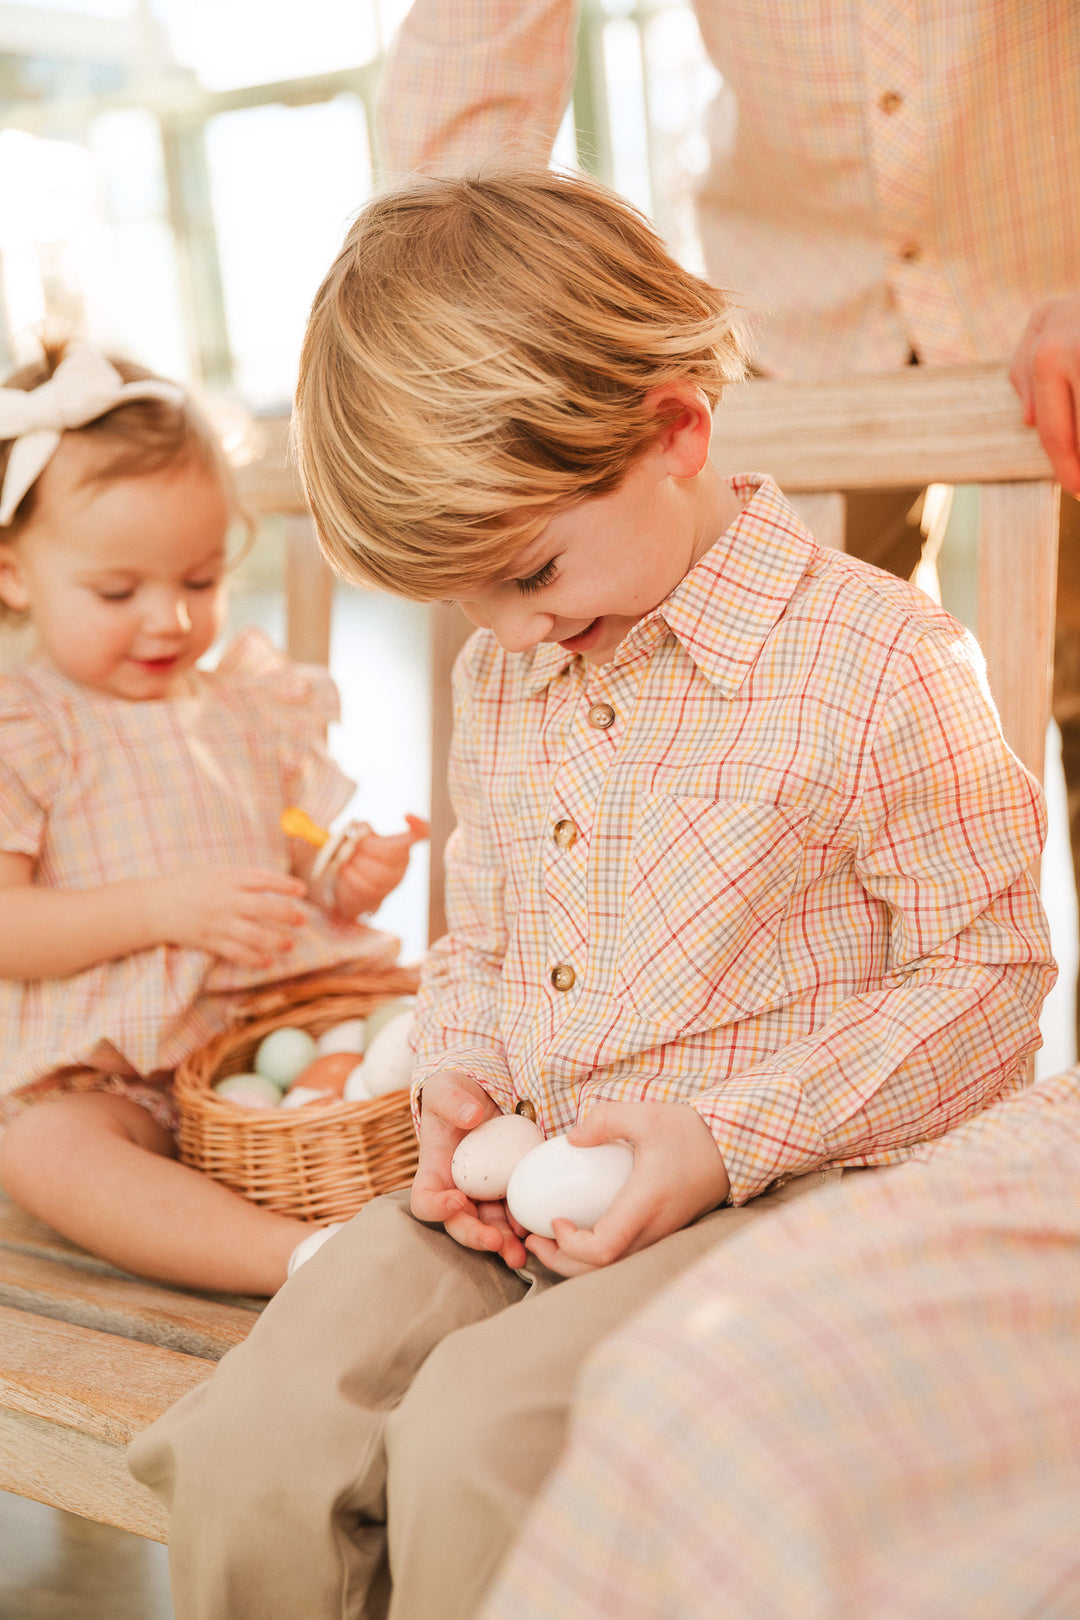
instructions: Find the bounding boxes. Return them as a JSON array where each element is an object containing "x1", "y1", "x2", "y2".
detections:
[{"x1": 129, "y1": 171, "x2": 1054, "y2": 1620}]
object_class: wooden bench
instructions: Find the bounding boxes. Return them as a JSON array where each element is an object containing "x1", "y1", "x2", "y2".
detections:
[
  {"x1": 0, "y1": 1190, "x2": 261, "y2": 1541},
  {"x1": 0, "y1": 362, "x2": 1060, "y2": 1542}
]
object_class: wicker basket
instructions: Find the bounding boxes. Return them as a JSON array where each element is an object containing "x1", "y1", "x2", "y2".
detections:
[{"x1": 175, "y1": 966, "x2": 421, "y2": 1222}]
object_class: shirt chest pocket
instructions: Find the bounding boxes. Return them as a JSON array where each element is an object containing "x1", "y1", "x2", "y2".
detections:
[{"x1": 615, "y1": 796, "x2": 805, "y2": 1034}]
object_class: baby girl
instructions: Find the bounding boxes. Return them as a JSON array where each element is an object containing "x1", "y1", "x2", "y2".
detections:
[{"x1": 0, "y1": 342, "x2": 427, "y2": 1294}]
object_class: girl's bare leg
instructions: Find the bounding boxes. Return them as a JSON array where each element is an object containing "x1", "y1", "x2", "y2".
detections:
[{"x1": 0, "y1": 1092, "x2": 319, "y2": 1294}]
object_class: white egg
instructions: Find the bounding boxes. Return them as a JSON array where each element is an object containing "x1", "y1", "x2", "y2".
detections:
[
  {"x1": 506, "y1": 1137, "x2": 634, "y2": 1239},
  {"x1": 344, "y1": 1012, "x2": 415, "y2": 1100},
  {"x1": 280, "y1": 1085, "x2": 333, "y2": 1109},
  {"x1": 213, "y1": 1074, "x2": 282, "y2": 1109},
  {"x1": 342, "y1": 1061, "x2": 368, "y2": 1103},
  {"x1": 363, "y1": 997, "x2": 416, "y2": 1046},
  {"x1": 315, "y1": 1018, "x2": 367, "y2": 1058},
  {"x1": 254, "y1": 1027, "x2": 318, "y2": 1087},
  {"x1": 451, "y1": 1113, "x2": 544, "y2": 1200}
]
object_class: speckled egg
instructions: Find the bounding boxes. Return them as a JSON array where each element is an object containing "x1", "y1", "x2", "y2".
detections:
[
  {"x1": 253, "y1": 1027, "x2": 318, "y2": 1088},
  {"x1": 451, "y1": 1113, "x2": 544, "y2": 1200}
]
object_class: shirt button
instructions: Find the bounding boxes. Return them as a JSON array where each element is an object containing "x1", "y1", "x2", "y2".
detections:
[
  {"x1": 878, "y1": 89, "x2": 903, "y2": 114},
  {"x1": 550, "y1": 962, "x2": 576, "y2": 992},
  {"x1": 514, "y1": 1098, "x2": 537, "y2": 1122},
  {"x1": 588, "y1": 702, "x2": 615, "y2": 729},
  {"x1": 553, "y1": 818, "x2": 578, "y2": 849},
  {"x1": 899, "y1": 242, "x2": 921, "y2": 262}
]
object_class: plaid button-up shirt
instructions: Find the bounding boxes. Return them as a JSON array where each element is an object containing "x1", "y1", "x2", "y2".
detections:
[
  {"x1": 378, "y1": 0, "x2": 1080, "y2": 377},
  {"x1": 411, "y1": 478, "x2": 1054, "y2": 1202}
]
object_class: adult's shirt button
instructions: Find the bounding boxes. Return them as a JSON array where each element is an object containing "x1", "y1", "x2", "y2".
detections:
[
  {"x1": 553, "y1": 818, "x2": 579, "y2": 849},
  {"x1": 514, "y1": 1097, "x2": 537, "y2": 1121},
  {"x1": 588, "y1": 702, "x2": 615, "y2": 729},
  {"x1": 878, "y1": 89, "x2": 903, "y2": 114},
  {"x1": 550, "y1": 962, "x2": 576, "y2": 991}
]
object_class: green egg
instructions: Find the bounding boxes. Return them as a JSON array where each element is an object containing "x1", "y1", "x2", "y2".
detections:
[{"x1": 254, "y1": 1027, "x2": 318, "y2": 1087}]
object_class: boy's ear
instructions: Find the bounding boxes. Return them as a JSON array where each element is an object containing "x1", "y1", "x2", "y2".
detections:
[
  {"x1": 0, "y1": 544, "x2": 30, "y2": 613},
  {"x1": 643, "y1": 383, "x2": 713, "y2": 478}
]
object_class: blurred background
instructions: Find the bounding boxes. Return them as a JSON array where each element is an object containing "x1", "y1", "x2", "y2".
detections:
[
  {"x1": 0, "y1": 0, "x2": 732, "y2": 973},
  {"x1": 0, "y1": 1, "x2": 1075, "y2": 1610}
]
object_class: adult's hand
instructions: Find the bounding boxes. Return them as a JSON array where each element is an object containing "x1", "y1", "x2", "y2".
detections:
[{"x1": 1010, "y1": 296, "x2": 1080, "y2": 496}]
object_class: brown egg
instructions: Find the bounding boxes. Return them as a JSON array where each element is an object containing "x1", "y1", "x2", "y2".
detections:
[{"x1": 290, "y1": 1051, "x2": 361, "y2": 1099}]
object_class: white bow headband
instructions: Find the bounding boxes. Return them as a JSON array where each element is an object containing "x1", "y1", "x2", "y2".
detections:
[{"x1": 0, "y1": 345, "x2": 185, "y2": 526}]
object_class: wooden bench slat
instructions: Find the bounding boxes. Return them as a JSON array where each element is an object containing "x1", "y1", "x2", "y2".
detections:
[
  {"x1": 1, "y1": 1408, "x2": 172, "y2": 1542},
  {"x1": 0, "y1": 1303, "x2": 213, "y2": 1441},
  {"x1": 0, "y1": 1304, "x2": 215, "y2": 1541},
  {"x1": 0, "y1": 1246, "x2": 258, "y2": 1360}
]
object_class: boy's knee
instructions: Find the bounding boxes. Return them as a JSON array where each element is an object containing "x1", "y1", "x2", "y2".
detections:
[{"x1": 388, "y1": 1325, "x2": 565, "y2": 1520}]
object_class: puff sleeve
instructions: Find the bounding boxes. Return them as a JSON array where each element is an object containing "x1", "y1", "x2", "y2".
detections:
[{"x1": 214, "y1": 627, "x2": 356, "y2": 829}]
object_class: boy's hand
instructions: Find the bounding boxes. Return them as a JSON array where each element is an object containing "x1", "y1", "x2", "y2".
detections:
[
  {"x1": 523, "y1": 1101, "x2": 730, "y2": 1278},
  {"x1": 411, "y1": 1071, "x2": 530, "y2": 1269},
  {"x1": 334, "y1": 815, "x2": 430, "y2": 920},
  {"x1": 147, "y1": 867, "x2": 308, "y2": 968}
]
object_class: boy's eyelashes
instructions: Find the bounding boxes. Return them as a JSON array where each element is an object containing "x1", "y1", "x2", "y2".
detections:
[{"x1": 515, "y1": 560, "x2": 558, "y2": 596}]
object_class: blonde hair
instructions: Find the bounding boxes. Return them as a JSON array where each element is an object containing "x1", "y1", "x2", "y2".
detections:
[
  {"x1": 295, "y1": 170, "x2": 748, "y2": 600},
  {"x1": 0, "y1": 340, "x2": 246, "y2": 623}
]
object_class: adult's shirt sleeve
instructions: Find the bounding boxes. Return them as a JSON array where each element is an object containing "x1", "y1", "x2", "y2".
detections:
[
  {"x1": 377, "y1": 0, "x2": 577, "y2": 177},
  {"x1": 689, "y1": 628, "x2": 1056, "y2": 1204}
]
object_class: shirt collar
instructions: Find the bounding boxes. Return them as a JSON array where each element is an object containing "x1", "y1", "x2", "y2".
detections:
[{"x1": 523, "y1": 475, "x2": 819, "y2": 696}]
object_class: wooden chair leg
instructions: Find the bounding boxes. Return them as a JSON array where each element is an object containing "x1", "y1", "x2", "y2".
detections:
[
  {"x1": 977, "y1": 480, "x2": 1060, "y2": 785},
  {"x1": 428, "y1": 603, "x2": 473, "y2": 945},
  {"x1": 786, "y1": 491, "x2": 847, "y2": 552},
  {"x1": 285, "y1": 515, "x2": 335, "y2": 666}
]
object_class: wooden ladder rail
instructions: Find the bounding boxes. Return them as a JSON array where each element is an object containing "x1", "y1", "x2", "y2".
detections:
[{"x1": 711, "y1": 363, "x2": 1060, "y2": 787}]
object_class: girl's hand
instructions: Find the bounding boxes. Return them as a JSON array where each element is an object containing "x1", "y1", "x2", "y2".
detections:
[
  {"x1": 523, "y1": 1101, "x2": 730, "y2": 1279},
  {"x1": 147, "y1": 866, "x2": 308, "y2": 968},
  {"x1": 410, "y1": 1071, "x2": 529, "y2": 1268},
  {"x1": 334, "y1": 814, "x2": 430, "y2": 920}
]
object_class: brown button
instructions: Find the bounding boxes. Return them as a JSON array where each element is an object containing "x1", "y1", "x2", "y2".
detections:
[
  {"x1": 553, "y1": 818, "x2": 578, "y2": 849},
  {"x1": 514, "y1": 1097, "x2": 537, "y2": 1121},
  {"x1": 550, "y1": 962, "x2": 576, "y2": 992},
  {"x1": 878, "y1": 89, "x2": 903, "y2": 114},
  {"x1": 899, "y1": 242, "x2": 921, "y2": 262},
  {"x1": 588, "y1": 702, "x2": 615, "y2": 729}
]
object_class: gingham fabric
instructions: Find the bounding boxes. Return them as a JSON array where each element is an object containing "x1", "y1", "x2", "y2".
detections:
[
  {"x1": 410, "y1": 476, "x2": 1054, "y2": 1204},
  {"x1": 377, "y1": 0, "x2": 1080, "y2": 378},
  {"x1": 478, "y1": 1063, "x2": 1080, "y2": 1620},
  {"x1": 0, "y1": 627, "x2": 396, "y2": 1101}
]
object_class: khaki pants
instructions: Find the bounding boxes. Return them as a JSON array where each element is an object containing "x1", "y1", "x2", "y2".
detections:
[{"x1": 128, "y1": 1171, "x2": 850, "y2": 1620}]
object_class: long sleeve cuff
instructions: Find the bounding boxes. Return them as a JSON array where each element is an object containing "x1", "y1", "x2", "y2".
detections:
[{"x1": 410, "y1": 1047, "x2": 515, "y2": 1134}]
